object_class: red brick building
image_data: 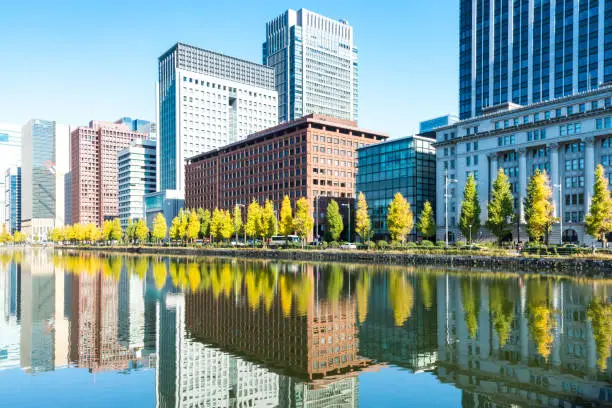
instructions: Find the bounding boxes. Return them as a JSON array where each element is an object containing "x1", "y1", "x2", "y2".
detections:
[
  {"x1": 185, "y1": 114, "x2": 387, "y2": 237},
  {"x1": 71, "y1": 121, "x2": 147, "y2": 226}
]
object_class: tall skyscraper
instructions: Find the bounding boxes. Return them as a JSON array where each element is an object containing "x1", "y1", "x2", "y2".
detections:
[
  {"x1": 157, "y1": 42, "x2": 278, "y2": 195},
  {"x1": 4, "y1": 167, "x2": 21, "y2": 234},
  {"x1": 459, "y1": 1, "x2": 612, "y2": 120},
  {"x1": 263, "y1": 8, "x2": 358, "y2": 123},
  {"x1": 70, "y1": 120, "x2": 147, "y2": 226},
  {"x1": 0, "y1": 124, "x2": 21, "y2": 230},
  {"x1": 118, "y1": 139, "x2": 156, "y2": 228},
  {"x1": 21, "y1": 119, "x2": 70, "y2": 240}
]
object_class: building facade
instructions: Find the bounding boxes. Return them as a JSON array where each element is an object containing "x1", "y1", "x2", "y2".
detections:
[
  {"x1": 419, "y1": 115, "x2": 459, "y2": 134},
  {"x1": 21, "y1": 119, "x2": 70, "y2": 239},
  {"x1": 70, "y1": 120, "x2": 148, "y2": 226},
  {"x1": 184, "y1": 114, "x2": 387, "y2": 238},
  {"x1": 263, "y1": 8, "x2": 358, "y2": 123},
  {"x1": 4, "y1": 167, "x2": 21, "y2": 234},
  {"x1": 435, "y1": 85, "x2": 612, "y2": 244},
  {"x1": 0, "y1": 124, "x2": 21, "y2": 231},
  {"x1": 115, "y1": 117, "x2": 156, "y2": 138},
  {"x1": 459, "y1": 1, "x2": 612, "y2": 120},
  {"x1": 157, "y1": 42, "x2": 278, "y2": 196},
  {"x1": 118, "y1": 139, "x2": 156, "y2": 229},
  {"x1": 357, "y1": 135, "x2": 436, "y2": 241}
]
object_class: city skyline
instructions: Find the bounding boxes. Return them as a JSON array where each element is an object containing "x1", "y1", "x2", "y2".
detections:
[{"x1": 0, "y1": 1, "x2": 459, "y2": 138}]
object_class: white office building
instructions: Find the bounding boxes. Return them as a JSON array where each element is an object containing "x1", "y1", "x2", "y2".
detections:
[
  {"x1": 21, "y1": 119, "x2": 70, "y2": 240},
  {"x1": 0, "y1": 124, "x2": 21, "y2": 231},
  {"x1": 435, "y1": 85, "x2": 612, "y2": 245},
  {"x1": 157, "y1": 43, "x2": 278, "y2": 195},
  {"x1": 118, "y1": 139, "x2": 156, "y2": 229},
  {"x1": 263, "y1": 8, "x2": 358, "y2": 123}
]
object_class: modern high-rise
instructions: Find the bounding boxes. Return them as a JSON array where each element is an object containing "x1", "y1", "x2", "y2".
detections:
[
  {"x1": 0, "y1": 124, "x2": 21, "y2": 231},
  {"x1": 459, "y1": 1, "x2": 612, "y2": 120},
  {"x1": 70, "y1": 120, "x2": 148, "y2": 226},
  {"x1": 118, "y1": 139, "x2": 156, "y2": 228},
  {"x1": 157, "y1": 42, "x2": 278, "y2": 196},
  {"x1": 115, "y1": 117, "x2": 157, "y2": 139},
  {"x1": 357, "y1": 134, "x2": 436, "y2": 241},
  {"x1": 263, "y1": 8, "x2": 358, "y2": 123},
  {"x1": 21, "y1": 119, "x2": 70, "y2": 240},
  {"x1": 4, "y1": 167, "x2": 21, "y2": 234}
]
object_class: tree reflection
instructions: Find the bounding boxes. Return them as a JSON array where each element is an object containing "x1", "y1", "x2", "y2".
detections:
[
  {"x1": 587, "y1": 298, "x2": 612, "y2": 370},
  {"x1": 489, "y1": 280, "x2": 515, "y2": 347},
  {"x1": 527, "y1": 279, "x2": 556, "y2": 361},
  {"x1": 152, "y1": 259, "x2": 167, "y2": 289},
  {"x1": 389, "y1": 271, "x2": 414, "y2": 327},
  {"x1": 420, "y1": 275, "x2": 434, "y2": 311},
  {"x1": 461, "y1": 279, "x2": 479, "y2": 339},
  {"x1": 356, "y1": 270, "x2": 371, "y2": 324}
]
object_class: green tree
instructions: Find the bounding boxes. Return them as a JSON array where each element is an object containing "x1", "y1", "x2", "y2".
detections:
[
  {"x1": 102, "y1": 220, "x2": 114, "y2": 242},
  {"x1": 459, "y1": 175, "x2": 481, "y2": 243},
  {"x1": 186, "y1": 210, "x2": 200, "y2": 242},
  {"x1": 279, "y1": 195, "x2": 293, "y2": 236},
  {"x1": 293, "y1": 197, "x2": 314, "y2": 246},
  {"x1": 111, "y1": 218, "x2": 123, "y2": 242},
  {"x1": 198, "y1": 208, "x2": 211, "y2": 239},
  {"x1": 152, "y1": 213, "x2": 167, "y2": 243},
  {"x1": 325, "y1": 199, "x2": 344, "y2": 241},
  {"x1": 355, "y1": 192, "x2": 373, "y2": 242},
  {"x1": 210, "y1": 208, "x2": 223, "y2": 241},
  {"x1": 125, "y1": 219, "x2": 136, "y2": 243},
  {"x1": 260, "y1": 200, "x2": 278, "y2": 243},
  {"x1": 169, "y1": 216, "x2": 181, "y2": 242},
  {"x1": 486, "y1": 168, "x2": 515, "y2": 244},
  {"x1": 417, "y1": 200, "x2": 436, "y2": 240},
  {"x1": 524, "y1": 169, "x2": 555, "y2": 242},
  {"x1": 135, "y1": 219, "x2": 149, "y2": 243},
  {"x1": 585, "y1": 164, "x2": 612, "y2": 245},
  {"x1": 245, "y1": 200, "x2": 261, "y2": 243},
  {"x1": 220, "y1": 210, "x2": 234, "y2": 241},
  {"x1": 387, "y1": 192, "x2": 414, "y2": 243},
  {"x1": 233, "y1": 205, "x2": 243, "y2": 239},
  {"x1": 178, "y1": 209, "x2": 189, "y2": 242}
]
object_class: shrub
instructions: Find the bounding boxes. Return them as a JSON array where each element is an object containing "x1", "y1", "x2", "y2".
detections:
[
  {"x1": 320, "y1": 242, "x2": 328, "y2": 249},
  {"x1": 328, "y1": 241, "x2": 339, "y2": 249},
  {"x1": 435, "y1": 241, "x2": 445, "y2": 247},
  {"x1": 456, "y1": 240, "x2": 466, "y2": 247},
  {"x1": 420, "y1": 240, "x2": 434, "y2": 247},
  {"x1": 405, "y1": 242, "x2": 417, "y2": 248},
  {"x1": 367, "y1": 241, "x2": 377, "y2": 250},
  {"x1": 390, "y1": 241, "x2": 403, "y2": 250},
  {"x1": 377, "y1": 240, "x2": 389, "y2": 250}
]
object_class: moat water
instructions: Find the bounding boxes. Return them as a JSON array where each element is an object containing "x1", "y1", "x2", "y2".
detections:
[{"x1": 0, "y1": 249, "x2": 611, "y2": 407}]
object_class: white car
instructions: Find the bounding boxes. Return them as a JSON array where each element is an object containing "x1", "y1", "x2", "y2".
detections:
[{"x1": 340, "y1": 243, "x2": 357, "y2": 250}]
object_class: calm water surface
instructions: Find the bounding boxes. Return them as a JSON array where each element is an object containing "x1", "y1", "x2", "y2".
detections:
[{"x1": 0, "y1": 249, "x2": 611, "y2": 407}]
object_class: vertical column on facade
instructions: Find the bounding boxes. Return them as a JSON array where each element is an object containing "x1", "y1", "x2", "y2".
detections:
[
  {"x1": 518, "y1": 148, "x2": 527, "y2": 222},
  {"x1": 436, "y1": 158, "x2": 446, "y2": 238},
  {"x1": 549, "y1": 142, "x2": 560, "y2": 218},
  {"x1": 584, "y1": 137, "x2": 595, "y2": 209},
  {"x1": 488, "y1": 153, "x2": 498, "y2": 193},
  {"x1": 478, "y1": 149, "x2": 490, "y2": 226}
]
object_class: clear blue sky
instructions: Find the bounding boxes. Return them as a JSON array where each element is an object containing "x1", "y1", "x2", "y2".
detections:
[{"x1": 0, "y1": 0, "x2": 458, "y2": 137}]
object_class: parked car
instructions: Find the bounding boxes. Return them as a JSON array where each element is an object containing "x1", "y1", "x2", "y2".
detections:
[
  {"x1": 230, "y1": 241, "x2": 245, "y2": 246},
  {"x1": 340, "y1": 243, "x2": 357, "y2": 250}
]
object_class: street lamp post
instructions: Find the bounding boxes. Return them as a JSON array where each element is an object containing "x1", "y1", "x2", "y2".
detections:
[
  {"x1": 553, "y1": 183, "x2": 563, "y2": 244},
  {"x1": 341, "y1": 203, "x2": 351, "y2": 243},
  {"x1": 468, "y1": 224, "x2": 472, "y2": 244},
  {"x1": 445, "y1": 170, "x2": 458, "y2": 246}
]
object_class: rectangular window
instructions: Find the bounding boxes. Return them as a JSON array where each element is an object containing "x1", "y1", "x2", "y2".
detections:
[{"x1": 473, "y1": 141, "x2": 478, "y2": 150}]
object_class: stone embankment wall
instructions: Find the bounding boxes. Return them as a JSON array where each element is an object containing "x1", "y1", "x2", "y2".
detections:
[{"x1": 56, "y1": 246, "x2": 612, "y2": 278}]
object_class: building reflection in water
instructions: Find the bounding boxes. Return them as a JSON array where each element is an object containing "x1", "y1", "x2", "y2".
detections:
[{"x1": 1, "y1": 251, "x2": 612, "y2": 407}]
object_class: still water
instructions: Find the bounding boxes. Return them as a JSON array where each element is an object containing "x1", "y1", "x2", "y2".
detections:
[{"x1": 0, "y1": 249, "x2": 611, "y2": 407}]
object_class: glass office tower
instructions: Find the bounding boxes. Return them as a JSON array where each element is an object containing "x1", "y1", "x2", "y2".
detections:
[
  {"x1": 4, "y1": 167, "x2": 21, "y2": 233},
  {"x1": 460, "y1": 1, "x2": 612, "y2": 120},
  {"x1": 263, "y1": 8, "x2": 358, "y2": 123},
  {"x1": 356, "y1": 135, "x2": 436, "y2": 241}
]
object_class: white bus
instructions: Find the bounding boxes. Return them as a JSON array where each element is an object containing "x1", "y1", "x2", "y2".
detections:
[{"x1": 269, "y1": 235, "x2": 301, "y2": 247}]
